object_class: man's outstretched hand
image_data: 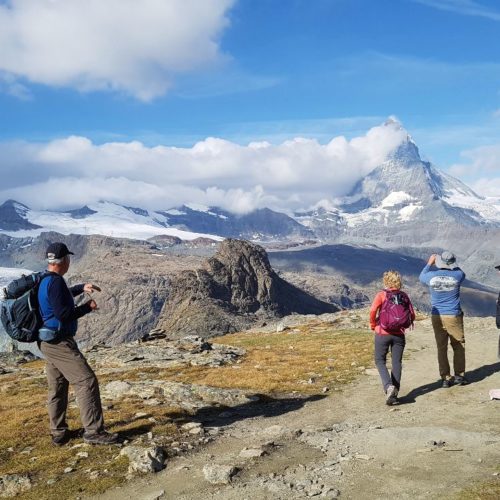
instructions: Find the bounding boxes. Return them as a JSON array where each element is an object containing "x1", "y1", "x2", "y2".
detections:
[
  {"x1": 84, "y1": 283, "x2": 101, "y2": 293},
  {"x1": 88, "y1": 299, "x2": 98, "y2": 311},
  {"x1": 427, "y1": 254, "x2": 437, "y2": 266}
]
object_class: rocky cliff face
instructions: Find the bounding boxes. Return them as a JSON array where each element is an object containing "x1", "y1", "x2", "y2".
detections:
[
  {"x1": 156, "y1": 239, "x2": 338, "y2": 337},
  {"x1": 66, "y1": 237, "x2": 205, "y2": 346},
  {"x1": 0, "y1": 232, "x2": 207, "y2": 348},
  {"x1": 1, "y1": 234, "x2": 341, "y2": 348}
]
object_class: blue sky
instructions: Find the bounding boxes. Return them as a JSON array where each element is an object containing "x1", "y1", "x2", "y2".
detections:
[{"x1": 0, "y1": 0, "x2": 499, "y2": 210}]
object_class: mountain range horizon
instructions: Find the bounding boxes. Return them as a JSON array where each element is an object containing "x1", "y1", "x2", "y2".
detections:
[
  {"x1": 1, "y1": 119, "x2": 499, "y2": 289},
  {"x1": 1, "y1": 119, "x2": 499, "y2": 240},
  {"x1": 1, "y1": 119, "x2": 499, "y2": 219}
]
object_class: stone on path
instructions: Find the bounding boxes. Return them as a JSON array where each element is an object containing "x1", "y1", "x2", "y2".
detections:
[
  {"x1": 120, "y1": 446, "x2": 165, "y2": 475},
  {"x1": 140, "y1": 490, "x2": 165, "y2": 500},
  {"x1": 202, "y1": 464, "x2": 238, "y2": 484},
  {"x1": 239, "y1": 446, "x2": 267, "y2": 458}
]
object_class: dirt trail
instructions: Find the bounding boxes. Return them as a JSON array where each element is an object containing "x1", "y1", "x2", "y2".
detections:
[{"x1": 91, "y1": 318, "x2": 500, "y2": 500}]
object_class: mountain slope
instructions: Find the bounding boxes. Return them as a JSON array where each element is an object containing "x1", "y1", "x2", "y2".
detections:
[
  {"x1": 299, "y1": 120, "x2": 500, "y2": 240},
  {"x1": 0, "y1": 201, "x2": 311, "y2": 242},
  {"x1": 158, "y1": 204, "x2": 312, "y2": 240},
  {"x1": 0, "y1": 200, "x2": 42, "y2": 231},
  {"x1": 0, "y1": 201, "x2": 222, "y2": 241}
]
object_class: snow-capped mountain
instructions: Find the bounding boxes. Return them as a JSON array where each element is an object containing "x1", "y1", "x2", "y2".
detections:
[
  {"x1": 157, "y1": 204, "x2": 311, "y2": 240},
  {"x1": 0, "y1": 200, "x2": 310, "y2": 242},
  {"x1": 297, "y1": 120, "x2": 500, "y2": 242},
  {"x1": 0, "y1": 200, "x2": 222, "y2": 241},
  {"x1": 0, "y1": 120, "x2": 499, "y2": 247},
  {"x1": 340, "y1": 125, "x2": 499, "y2": 226},
  {"x1": 0, "y1": 200, "x2": 42, "y2": 231}
]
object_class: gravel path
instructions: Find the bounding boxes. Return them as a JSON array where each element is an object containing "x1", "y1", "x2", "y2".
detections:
[{"x1": 91, "y1": 317, "x2": 500, "y2": 500}]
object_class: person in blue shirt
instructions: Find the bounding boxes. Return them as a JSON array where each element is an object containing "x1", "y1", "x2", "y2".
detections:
[
  {"x1": 419, "y1": 251, "x2": 467, "y2": 388},
  {"x1": 38, "y1": 242, "x2": 118, "y2": 446}
]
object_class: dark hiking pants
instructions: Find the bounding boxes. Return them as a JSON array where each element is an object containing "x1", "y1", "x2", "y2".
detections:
[
  {"x1": 374, "y1": 333, "x2": 406, "y2": 392},
  {"x1": 39, "y1": 337, "x2": 105, "y2": 437}
]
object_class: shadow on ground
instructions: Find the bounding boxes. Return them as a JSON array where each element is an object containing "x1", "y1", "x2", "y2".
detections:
[
  {"x1": 192, "y1": 394, "x2": 326, "y2": 427},
  {"x1": 398, "y1": 362, "x2": 500, "y2": 404}
]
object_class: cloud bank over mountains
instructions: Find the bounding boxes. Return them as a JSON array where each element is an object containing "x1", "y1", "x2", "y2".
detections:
[
  {"x1": 449, "y1": 144, "x2": 500, "y2": 197},
  {"x1": 0, "y1": 123, "x2": 412, "y2": 213},
  {"x1": 0, "y1": 0, "x2": 235, "y2": 101}
]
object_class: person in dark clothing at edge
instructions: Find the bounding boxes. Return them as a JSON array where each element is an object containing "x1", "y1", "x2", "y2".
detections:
[
  {"x1": 37, "y1": 242, "x2": 118, "y2": 446},
  {"x1": 495, "y1": 265, "x2": 500, "y2": 354},
  {"x1": 419, "y1": 251, "x2": 468, "y2": 388}
]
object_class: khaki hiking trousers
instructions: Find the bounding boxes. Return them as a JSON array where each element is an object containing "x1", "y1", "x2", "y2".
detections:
[
  {"x1": 39, "y1": 337, "x2": 105, "y2": 437},
  {"x1": 431, "y1": 314, "x2": 465, "y2": 380}
]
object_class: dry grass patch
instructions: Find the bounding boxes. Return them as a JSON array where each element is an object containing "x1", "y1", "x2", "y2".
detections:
[
  {"x1": 0, "y1": 368, "x2": 188, "y2": 499},
  {"x1": 0, "y1": 323, "x2": 374, "y2": 497},
  {"x1": 156, "y1": 325, "x2": 374, "y2": 394}
]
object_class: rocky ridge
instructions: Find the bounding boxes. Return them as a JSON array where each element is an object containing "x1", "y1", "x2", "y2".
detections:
[{"x1": 156, "y1": 239, "x2": 338, "y2": 337}]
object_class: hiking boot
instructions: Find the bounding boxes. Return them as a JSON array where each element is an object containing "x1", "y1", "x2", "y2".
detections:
[
  {"x1": 385, "y1": 385, "x2": 398, "y2": 405},
  {"x1": 453, "y1": 375, "x2": 469, "y2": 386},
  {"x1": 441, "y1": 378, "x2": 453, "y2": 388},
  {"x1": 51, "y1": 430, "x2": 70, "y2": 447},
  {"x1": 83, "y1": 431, "x2": 119, "y2": 445}
]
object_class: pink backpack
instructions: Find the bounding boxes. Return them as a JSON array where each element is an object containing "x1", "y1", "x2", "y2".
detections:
[{"x1": 379, "y1": 289, "x2": 413, "y2": 332}]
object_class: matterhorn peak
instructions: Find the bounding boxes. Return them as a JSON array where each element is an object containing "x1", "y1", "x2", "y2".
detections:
[
  {"x1": 381, "y1": 117, "x2": 421, "y2": 164},
  {"x1": 383, "y1": 116, "x2": 404, "y2": 129}
]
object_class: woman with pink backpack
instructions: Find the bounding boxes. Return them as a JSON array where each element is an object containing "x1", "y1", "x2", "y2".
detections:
[{"x1": 370, "y1": 270, "x2": 415, "y2": 405}]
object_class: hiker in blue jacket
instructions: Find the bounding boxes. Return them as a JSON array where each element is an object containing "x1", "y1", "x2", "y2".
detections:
[
  {"x1": 419, "y1": 251, "x2": 467, "y2": 388},
  {"x1": 38, "y1": 242, "x2": 118, "y2": 446}
]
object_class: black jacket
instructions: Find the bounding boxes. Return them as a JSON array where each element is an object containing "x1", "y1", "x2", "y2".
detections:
[{"x1": 497, "y1": 292, "x2": 500, "y2": 329}]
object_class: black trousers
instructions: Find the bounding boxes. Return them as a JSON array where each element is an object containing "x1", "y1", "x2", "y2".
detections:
[{"x1": 374, "y1": 333, "x2": 406, "y2": 392}]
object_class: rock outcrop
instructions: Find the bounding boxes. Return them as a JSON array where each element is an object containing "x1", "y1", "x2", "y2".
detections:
[
  {"x1": 1, "y1": 233, "x2": 340, "y2": 348},
  {"x1": 0, "y1": 232, "x2": 207, "y2": 347},
  {"x1": 156, "y1": 239, "x2": 338, "y2": 337}
]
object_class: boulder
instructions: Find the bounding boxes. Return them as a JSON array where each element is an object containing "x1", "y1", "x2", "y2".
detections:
[
  {"x1": 120, "y1": 446, "x2": 165, "y2": 475},
  {"x1": 202, "y1": 464, "x2": 238, "y2": 485}
]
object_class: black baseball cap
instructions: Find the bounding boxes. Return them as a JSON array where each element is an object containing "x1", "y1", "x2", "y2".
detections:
[
  {"x1": 46, "y1": 242, "x2": 74, "y2": 260},
  {"x1": 495, "y1": 265, "x2": 500, "y2": 271}
]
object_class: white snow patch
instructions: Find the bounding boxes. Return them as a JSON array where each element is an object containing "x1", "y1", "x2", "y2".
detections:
[
  {"x1": 185, "y1": 203, "x2": 210, "y2": 213},
  {"x1": 163, "y1": 209, "x2": 185, "y2": 216},
  {"x1": 444, "y1": 189, "x2": 500, "y2": 223},
  {"x1": 398, "y1": 204, "x2": 423, "y2": 221},
  {"x1": 380, "y1": 191, "x2": 414, "y2": 208}
]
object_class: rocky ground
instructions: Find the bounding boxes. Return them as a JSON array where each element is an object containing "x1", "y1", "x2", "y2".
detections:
[{"x1": 88, "y1": 316, "x2": 500, "y2": 500}]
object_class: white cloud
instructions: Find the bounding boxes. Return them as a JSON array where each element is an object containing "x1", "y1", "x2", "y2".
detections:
[
  {"x1": 449, "y1": 144, "x2": 500, "y2": 197},
  {"x1": 0, "y1": 0, "x2": 235, "y2": 101},
  {"x1": 0, "y1": 122, "x2": 409, "y2": 213},
  {"x1": 412, "y1": 0, "x2": 500, "y2": 21},
  {"x1": 449, "y1": 144, "x2": 500, "y2": 175},
  {"x1": 0, "y1": 70, "x2": 32, "y2": 100},
  {"x1": 472, "y1": 177, "x2": 500, "y2": 197}
]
